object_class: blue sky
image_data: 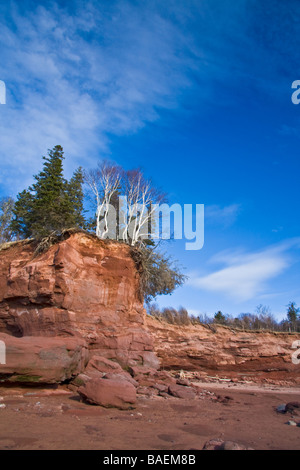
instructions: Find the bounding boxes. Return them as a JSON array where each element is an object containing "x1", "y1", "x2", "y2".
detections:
[{"x1": 0, "y1": 0, "x2": 299, "y2": 320}]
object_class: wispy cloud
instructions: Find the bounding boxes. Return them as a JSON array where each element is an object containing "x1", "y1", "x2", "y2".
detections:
[
  {"x1": 0, "y1": 1, "x2": 197, "y2": 193},
  {"x1": 188, "y1": 238, "x2": 300, "y2": 302},
  {"x1": 205, "y1": 204, "x2": 241, "y2": 228},
  {"x1": 0, "y1": 0, "x2": 297, "y2": 194}
]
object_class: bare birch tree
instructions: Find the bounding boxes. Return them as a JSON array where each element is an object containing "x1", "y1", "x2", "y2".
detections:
[
  {"x1": 84, "y1": 163, "x2": 165, "y2": 245},
  {"x1": 84, "y1": 161, "x2": 122, "y2": 239},
  {"x1": 122, "y1": 169, "x2": 166, "y2": 246}
]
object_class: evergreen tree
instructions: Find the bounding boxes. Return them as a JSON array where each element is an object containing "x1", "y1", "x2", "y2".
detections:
[
  {"x1": 67, "y1": 166, "x2": 86, "y2": 228},
  {"x1": 287, "y1": 302, "x2": 300, "y2": 331},
  {"x1": 0, "y1": 197, "x2": 15, "y2": 243},
  {"x1": 11, "y1": 145, "x2": 86, "y2": 239},
  {"x1": 214, "y1": 310, "x2": 226, "y2": 324},
  {"x1": 29, "y1": 145, "x2": 70, "y2": 237},
  {"x1": 10, "y1": 190, "x2": 34, "y2": 238}
]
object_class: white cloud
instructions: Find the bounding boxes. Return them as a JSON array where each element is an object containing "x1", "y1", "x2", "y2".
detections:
[
  {"x1": 0, "y1": 0, "x2": 296, "y2": 195},
  {"x1": 205, "y1": 204, "x2": 241, "y2": 228},
  {"x1": 188, "y1": 239, "x2": 300, "y2": 302},
  {"x1": 0, "y1": 1, "x2": 198, "y2": 194}
]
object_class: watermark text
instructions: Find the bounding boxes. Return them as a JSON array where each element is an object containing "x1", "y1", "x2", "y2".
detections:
[
  {"x1": 0, "y1": 340, "x2": 6, "y2": 364},
  {"x1": 0, "y1": 80, "x2": 6, "y2": 104},
  {"x1": 291, "y1": 80, "x2": 300, "y2": 105},
  {"x1": 291, "y1": 340, "x2": 300, "y2": 365},
  {"x1": 96, "y1": 197, "x2": 204, "y2": 251}
]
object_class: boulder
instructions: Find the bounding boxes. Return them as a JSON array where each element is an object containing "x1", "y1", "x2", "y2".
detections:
[
  {"x1": 168, "y1": 384, "x2": 196, "y2": 399},
  {"x1": 0, "y1": 332, "x2": 88, "y2": 384},
  {"x1": 103, "y1": 372, "x2": 139, "y2": 387},
  {"x1": 71, "y1": 356, "x2": 139, "y2": 390},
  {"x1": 85, "y1": 355, "x2": 124, "y2": 375},
  {"x1": 78, "y1": 377, "x2": 137, "y2": 409}
]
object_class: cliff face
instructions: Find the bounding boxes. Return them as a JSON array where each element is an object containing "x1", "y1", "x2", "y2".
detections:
[
  {"x1": 146, "y1": 316, "x2": 300, "y2": 383},
  {"x1": 0, "y1": 233, "x2": 158, "y2": 373},
  {"x1": 0, "y1": 233, "x2": 299, "y2": 390}
]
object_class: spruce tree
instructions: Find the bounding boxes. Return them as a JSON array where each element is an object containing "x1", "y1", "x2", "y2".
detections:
[
  {"x1": 0, "y1": 197, "x2": 15, "y2": 243},
  {"x1": 287, "y1": 302, "x2": 300, "y2": 331},
  {"x1": 29, "y1": 145, "x2": 70, "y2": 237},
  {"x1": 11, "y1": 145, "x2": 86, "y2": 239},
  {"x1": 10, "y1": 190, "x2": 34, "y2": 238},
  {"x1": 67, "y1": 166, "x2": 86, "y2": 229}
]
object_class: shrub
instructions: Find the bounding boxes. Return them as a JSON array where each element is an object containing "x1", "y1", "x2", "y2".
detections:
[{"x1": 131, "y1": 246, "x2": 187, "y2": 303}]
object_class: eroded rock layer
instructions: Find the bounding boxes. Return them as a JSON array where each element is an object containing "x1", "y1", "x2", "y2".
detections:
[
  {"x1": 146, "y1": 316, "x2": 300, "y2": 383},
  {"x1": 0, "y1": 232, "x2": 158, "y2": 383}
]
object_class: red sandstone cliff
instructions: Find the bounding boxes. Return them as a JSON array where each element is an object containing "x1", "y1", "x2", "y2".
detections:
[
  {"x1": 0, "y1": 232, "x2": 158, "y2": 386},
  {"x1": 146, "y1": 316, "x2": 300, "y2": 383},
  {"x1": 0, "y1": 232, "x2": 299, "y2": 393}
]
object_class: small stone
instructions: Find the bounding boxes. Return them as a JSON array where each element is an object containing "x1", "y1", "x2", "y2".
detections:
[
  {"x1": 221, "y1": 441, "x2": 249, "y2": 450},
  {"x1": 276, "y1": 404, "x2": 286, "y2": 413},
  {"x1": 285, "y1": 402, "x2": 300, "y2": 414},
  {"x1": 202, "y1": 439, "x2": 254, "y2": 450},
  {"x1": 202, "y1": 439, "x2": 224, "y2": 450},
  {"x1": 287, "y1": 420, "x2": 297, "y2": 426}
]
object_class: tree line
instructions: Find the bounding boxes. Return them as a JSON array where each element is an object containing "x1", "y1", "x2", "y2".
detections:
[{"x1": 147, "y1": 302, "x2": 300, "y2": 332}]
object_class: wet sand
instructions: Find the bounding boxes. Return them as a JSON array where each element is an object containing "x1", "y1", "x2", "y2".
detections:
[{"x1": 0, "y1": 381, "x2": 299, "y2": 450}]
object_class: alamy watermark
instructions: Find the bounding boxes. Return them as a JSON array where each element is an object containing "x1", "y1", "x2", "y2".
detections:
[
  {"x1": 0, "y1": 341, "x2": 5, "y2": 365},
  {"x1": 96, "y1": 196, "x2": 204, "y2": 251},
  {"x1": 0, "y1": 80, "x2": 6, "y2": 105},
  {"x1": 291, "y1": 340, "x2": 300, "y2": 365},
  {"x1": 291, "y1": 80, "x2": 300, "y2": 105}
]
